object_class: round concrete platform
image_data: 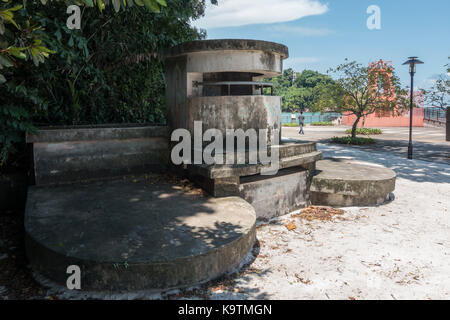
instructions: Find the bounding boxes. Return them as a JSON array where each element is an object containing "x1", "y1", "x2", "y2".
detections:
[
  {"x1": 25, "y1": 175, "x2": 256, "y2": 292},
  {"x1": 310, "y1": 159, "x2": 396, "y2": 207}
]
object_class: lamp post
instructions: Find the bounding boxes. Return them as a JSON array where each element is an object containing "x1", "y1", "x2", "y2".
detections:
[{"x1": 402, "y1": 57, "x2": 424, "y2": 159}]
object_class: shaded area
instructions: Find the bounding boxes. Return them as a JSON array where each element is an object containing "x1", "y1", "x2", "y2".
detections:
[
  {"x1": 25, "y1": 173, "x2": 256, "y2": 291},
  {"x1": 0, "y1": 209, "x2": 48, "y2": 299}
]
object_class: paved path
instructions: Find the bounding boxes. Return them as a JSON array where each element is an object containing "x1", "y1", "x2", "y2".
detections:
[{"x1": 283, "y1": 126, "x2": 450, "y2": 165}]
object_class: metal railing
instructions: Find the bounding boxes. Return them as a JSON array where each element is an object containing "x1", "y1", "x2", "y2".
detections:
[
  {"x1": 424, "y1": 107, "x2": 446, "y2": 124},
  {"x1": 281, "y1": 112, "x2": 341, "y2": 125}
]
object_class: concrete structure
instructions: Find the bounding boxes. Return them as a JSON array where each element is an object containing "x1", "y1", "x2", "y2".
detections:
[
  {"x1": 25, "y1": 124, "x2": 257, "y2": 292},
  {"x1": 311, "y1": 159, "x2": 396, "y2": 207},
  {"x1": 25, "y1": 176, "x2": 256, "y2": 291},
  {"x1": 26, "y1": 125, "x2": 169, "y2": 185},
  {"x1": 24, "y1": 39, "x2": 399, "y2": 294},
  {"x1": 164, "y1": 39, "x2": 288, "y2": 144},
  {"x1": 164, "y1": 39, "x2": 322, "y2": 218}
]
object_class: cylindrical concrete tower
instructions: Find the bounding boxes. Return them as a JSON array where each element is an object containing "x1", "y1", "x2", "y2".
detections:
[{"x1": 164, "y1": 39, "x2": 289, "y2": 145}]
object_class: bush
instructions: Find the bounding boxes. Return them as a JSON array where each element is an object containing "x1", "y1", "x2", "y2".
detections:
[
  {"x1": 282, "y1": 122, "x2": 299, "y2": 127},
  {"x1": 311, "y1": 121, "x2": 333, "y2": 126},
  {"x1": 330, "y1": 136, "x2": 375, "y2": 145},
  {"x1": 345, "y1": 128, "x2": 382, "y2": 135}
]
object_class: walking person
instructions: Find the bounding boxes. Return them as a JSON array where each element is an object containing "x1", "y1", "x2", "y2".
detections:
[{"x1": 298, "y1": 111, "x2": 305, "y2": 135}]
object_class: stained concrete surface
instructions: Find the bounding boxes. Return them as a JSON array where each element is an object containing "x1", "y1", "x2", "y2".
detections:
[
  {"x1": 311, "y1": 159, "x2": 396, "y2": 207},
  {"x1": 239, "y1": 167, "x2": 309, "y2": 219},
  {"x1": 25, "y1": 174, "x2": 256, "y2": 291}
]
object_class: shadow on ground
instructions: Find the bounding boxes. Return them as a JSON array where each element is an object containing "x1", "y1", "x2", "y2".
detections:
[{"x1": 314, "y1": 141, "x2": 450, "y2": 184}]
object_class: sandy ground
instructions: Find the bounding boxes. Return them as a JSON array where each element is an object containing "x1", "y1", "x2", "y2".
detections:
[{"x1": 203, "y1": 143, "x2": 450, "y2": 300}]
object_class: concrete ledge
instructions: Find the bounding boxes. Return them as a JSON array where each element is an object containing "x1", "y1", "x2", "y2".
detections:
[
  {"x1": 310, "y1": 159, "x2": 396, "y2": 207},
  {"x1": 27, "y1": 125, "x2": 169, "y2": 186},
  {"x1": 27, "y1": 124, "x2": 169, "y2": 143},
  {"x1": 165, "y1": 39, "x2": 289, "y2": 59},
  {"x1": 25, "y1": 176, "x2": 256, "y2": 292},
  {"x1": 187, "y1": 142, "x2": 321, "y2": 179}
]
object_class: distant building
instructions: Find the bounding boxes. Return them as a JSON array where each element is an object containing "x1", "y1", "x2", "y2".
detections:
[{"x1": 341, "y1": 59, "x2": 424, "y2": 127}]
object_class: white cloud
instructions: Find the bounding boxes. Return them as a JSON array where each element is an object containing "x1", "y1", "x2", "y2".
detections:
[
  {"x1": 266, "y1": 24, "x2": 334, "y2": 36},
  {"x1": 284, "y1": 57, "x2": 320, "y2": 69},
  {"x1": 192, "y1": 0, "x2": 329, "y2": 29}
]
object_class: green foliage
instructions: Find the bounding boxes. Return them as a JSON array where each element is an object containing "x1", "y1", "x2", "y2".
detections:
[
  {"x1": 310, "y1": 121, "x2": 333, "y2": 126},
  {"x1": 266, "y1": 68, "x2": 335, "y2": 112},
  {"x1": 0, "y1": 0, "x2": 212, "y2": 171},
  {"x1": 330, "y1": 136, "x2": 375, "y2": 145},
  {"x1": 282, "y1": 122, "x2": 299, "y2": 127},
  {"x1": 344, "y1": 128, "x2": 382, "y2": 135},
  {"x1": 0, "y1": 1, "x2": 55, "y2": 84}
]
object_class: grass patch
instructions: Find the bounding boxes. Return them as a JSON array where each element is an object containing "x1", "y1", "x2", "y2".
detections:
[
  {"x1": 330, "y1": 136, "x2": 375, "y2": 145},
  {"x1": 344, "y1": 128, "x2": 382, "y2": 135},
  {"x1": 282, "y1": 122, "x2": 299, "y2": 127},
  {"x1": 310, "y1": 121, "x2": 333, "y2": 126}
]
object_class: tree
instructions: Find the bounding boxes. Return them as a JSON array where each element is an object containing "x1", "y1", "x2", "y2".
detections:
[
  {"x1": 425, "y1": 57, "x2": 450, "y2": 111},
  {"x1": 267, "y1": 68, "x2": 334, "y2": 112},
  {"x1": 425, "y1": 75, "x2": 449, "y2": 111},
  {"x1": 0, "y1": 0, "x2": 215, "y2": 168},
  {"x1": 315, "y1": 60, "x2": 409, "y2": 138},
  {"x1": 0, "y1": 0, "x2": 170, "y2": 84}
]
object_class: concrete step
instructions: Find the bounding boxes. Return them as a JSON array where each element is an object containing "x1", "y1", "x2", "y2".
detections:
[{"x1": 310, "y1": 159, "x2": 396, "y2": 207}]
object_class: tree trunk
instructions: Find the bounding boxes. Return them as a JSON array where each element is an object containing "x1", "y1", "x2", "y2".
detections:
[{"x1": 351, "y1": 115, "x2": 361, "y2": 138}]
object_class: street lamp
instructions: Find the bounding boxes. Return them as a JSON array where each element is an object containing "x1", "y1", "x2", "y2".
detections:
[{"x1": 402, "y1": 57, "x2": 424, "y2": 159}]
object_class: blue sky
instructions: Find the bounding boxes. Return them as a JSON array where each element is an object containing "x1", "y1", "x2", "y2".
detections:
[{"x1": 193, "y1": 0, "x2": 450, "y2": 90}]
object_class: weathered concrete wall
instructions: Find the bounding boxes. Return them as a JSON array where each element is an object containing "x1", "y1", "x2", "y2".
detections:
[
  {"x1": 187, "y1": 95, "x2": 281, "y2": 145},
  {"x1": 164, "y1": 39, "x2": 288, "y2": 135},
  {"x1": 239, "y1": 167, "x2": 309, "y2": 219},
  {"x1": 27, "y1": 125, "x2": 169, "y2": 186},
  {"x1": 184, "y1": 50, "x2": 284, "y2": 76}
]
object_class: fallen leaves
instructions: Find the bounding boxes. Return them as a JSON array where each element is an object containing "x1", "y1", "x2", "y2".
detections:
[
  {"x1": 294, "y1": 273, "x2": 312, "y2": 285},
  {"x1": 292, "y1": 206, "x2": 345, "y2": 222},
  {"x1": 284, "y1": 222, "x2": 297, "y2": 231}
]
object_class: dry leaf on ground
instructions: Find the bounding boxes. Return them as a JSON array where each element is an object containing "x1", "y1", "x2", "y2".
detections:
[{"x1": 292, "y1": 206, "x2": 345, "y2": 221}]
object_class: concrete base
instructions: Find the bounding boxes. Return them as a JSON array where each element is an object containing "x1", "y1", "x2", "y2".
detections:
[
  {"x1": 310, "y1": 159, "x2": 396, "y2": 207},
  {"x1": 25, "y1": 175, "x2": 256, "y2": 292},
  {"x1": 182, "y1": 141, "x2": 321, "y2": 218},
  {"x1": 239, "y1": 167, "x2": 310, "y2": 219}
]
